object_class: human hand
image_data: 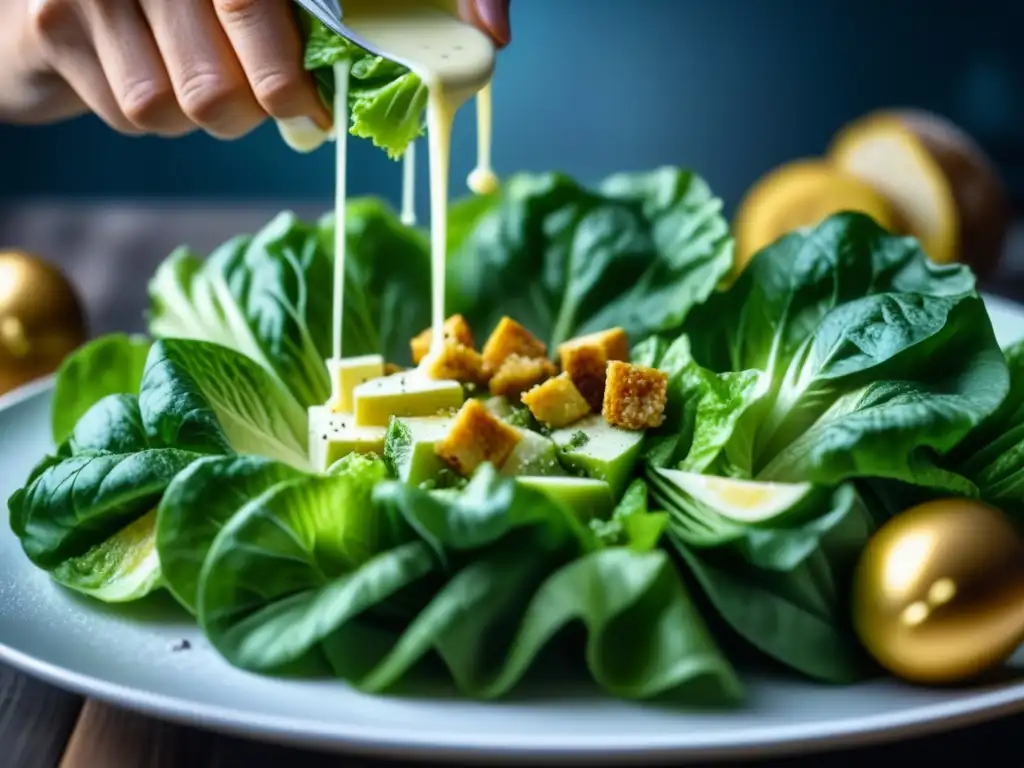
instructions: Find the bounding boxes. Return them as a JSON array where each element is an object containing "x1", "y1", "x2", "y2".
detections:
[
  {"x1": 18, "y1": 0, "x2": 332, "y2": 138},
  {"x1": 459, "y1": 0, "x2": 511, "y2": 48}
]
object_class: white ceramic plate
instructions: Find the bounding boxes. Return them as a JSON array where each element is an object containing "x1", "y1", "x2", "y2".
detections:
[{"x1": 3, "y1": 294, "x2": 1024, "y2": 765}]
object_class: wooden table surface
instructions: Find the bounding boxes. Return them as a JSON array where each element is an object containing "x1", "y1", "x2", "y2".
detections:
[{"x1": 2, "y1": 202, "x2": 1024, "y2": 768}]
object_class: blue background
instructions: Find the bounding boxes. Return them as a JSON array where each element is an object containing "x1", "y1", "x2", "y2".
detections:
[{"x1": 1, "y1": 0, "x2": 1021, "y2": 214}]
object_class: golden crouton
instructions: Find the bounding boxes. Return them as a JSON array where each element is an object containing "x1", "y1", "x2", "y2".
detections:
[
  {"x1": 560, "y1": 344, "x2": 608, "y2": 412},
  {"x1": 423, "y1": 342, "x2": 488, "y2": 385},
  {"x1": 602, "y1": 361, "x2": 668, "y2": 430},
  {"x1": 557, "y1": 327, "x2": 630, "y2": 411},
  {"x1": 488, "y1": 354, "x2": 558, "y2": 399},
  {"x1": 481, "y1": 317, "x2": 547, "y2": 372},
  {"x1": 435, "y1": 399, "x2": 522, "y2": 476},
  {"x1": 521, "y1": 373, "x2": 591, "y2": 428},
  {"x1": 384, "y1": 362, "x2": 406, "y2": 376},
  {"x1": 558, "y1": 327, "x2": 629, "y2": 365},
  {"x1": 411, "y1": 314, "x2": 475, "y2": 365}
]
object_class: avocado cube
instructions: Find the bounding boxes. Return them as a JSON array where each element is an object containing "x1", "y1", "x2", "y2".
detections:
[
  {"x1": 383, "y1": 416, "x2": 454, "y2": 487},
  {"x1": 550, "y1": 414, "x2": 644, "y2": 495},
  {"x1": 500, "y1": 429, "x2": 566, "y2": 477},
  {"x1": 516, "y1": 476, "x2": 615, "y2": 522}
]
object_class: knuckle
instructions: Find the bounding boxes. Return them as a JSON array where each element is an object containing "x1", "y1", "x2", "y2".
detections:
[
  {"x1": 176, "y1": 70, "x2": 242, "y2": 125},
  {"x1": 118, "y1": 79, "x2": 175, "y2": 128},
  {"x1": 27, "y1": 0, "x2": 77, "y2": 45},
  {"x1": 250, "y1": 69, "x2": 302, "y2": 115},
  {"x1": 213, "y1": 0, "x2": 261, "y2": 21}
]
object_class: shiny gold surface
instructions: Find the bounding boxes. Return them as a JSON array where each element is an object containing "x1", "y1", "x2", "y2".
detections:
[
  {"x1": 852, "y1": 498, "x2": 1024, "y2": 684},
  {"x1": 0, "y1": 251, "x2": 87, "y2": 395}
]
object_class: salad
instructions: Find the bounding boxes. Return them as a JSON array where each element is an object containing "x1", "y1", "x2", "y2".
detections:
[{"x1": 7, "y1": 16, "x2": 1024, "y2": 704}]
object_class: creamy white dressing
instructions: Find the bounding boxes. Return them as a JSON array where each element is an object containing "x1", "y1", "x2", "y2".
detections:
[
  {"x1": 468, "y1": 82, "x2": 499, "y2": 195},
  {"x1": 334, "y1": 1, "x2": 495, "y2": 365},
  {"x1": 331, "y1": 60, "x2": 352, "y2": 363},
  {"x1": 401, "y1": 141, "x2": 417, "y2": 226}
]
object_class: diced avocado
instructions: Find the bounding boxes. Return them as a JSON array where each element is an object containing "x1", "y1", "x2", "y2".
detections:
[
  {"x1": 353, "y1": 370, "x2": 464, "y2": 427},
  {"x1": 383, "y1": 415, "x2": 455, "y2": 487},
  {"x1": 500, "y1": 429, "x2": 566, "y2": 477},
  {"x1": 309, "y1": 405, "x2": 385, "y2": 471},
  {"x1": 516, "y1": 476, "x2": 614, "y2": 522},
  {"x1": 328, "y1": 354, "x2": 385, "y2": 413},
  {"x1": 481, "y1": 396, "x2": 539, "y2": 431},
  {"x1": 550, "y1": 414, "x2": 644, "y2": 495}
]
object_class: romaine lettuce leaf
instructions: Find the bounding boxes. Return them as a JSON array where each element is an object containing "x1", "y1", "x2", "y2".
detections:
[
  {"x1": 659, "y1": 477, "x2": 877, "y2": 683},
  {"x1": 8, "y1": 389, "x2": 203, "y2": 602},
  {"x1": 50, "y1": 334, "x2": 152, "y2": 446},
  {"x1": 140, "y1": 339, "x2": 309, "y2": 470},
  {"x1": 674, "y1": 214, "x2": 1009, "y2": 493},
  {"x1": 447, "y1": 168, "x2": 734, "y2": 349},
  {"x1": 948, "y1": 338, "x2": 1024, "y2": 517},
  {"x1": 148, "y1": 204, "x2": 431, "y2": 402},
  {"x1": 301, "y1": 14, "x2": 427, "y2": 158},
  {"x1": 8, "y1": 336, "x2": 321, "y2": 603},
  {"x1": 163, "y1": 459, "x2": 739, "y2": 702}
]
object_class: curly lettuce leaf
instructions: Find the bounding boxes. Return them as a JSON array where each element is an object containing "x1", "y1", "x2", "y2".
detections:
[
  {"x1": 302, "y1": 14, "x2": 427, "y2": 158},
  {"x1": 447, "y1": 168, "x2": 734, "y2": 349}
]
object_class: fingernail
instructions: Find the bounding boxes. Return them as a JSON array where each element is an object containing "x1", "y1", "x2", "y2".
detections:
[
  {"x1": 475, "y1": 0, "x2": 511, "y2": 47},
  {"x1": 277, "y1": 117, "x2": 331, "y2": 153}
]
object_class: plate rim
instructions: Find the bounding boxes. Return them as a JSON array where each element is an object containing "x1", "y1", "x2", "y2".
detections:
[{"x1": 3, "y1": 294, "x2": 1024, "y2": 764}]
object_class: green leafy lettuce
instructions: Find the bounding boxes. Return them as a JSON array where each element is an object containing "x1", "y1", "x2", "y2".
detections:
[
  {"x1": 148, "y1": 170, "x2": 732, "y2": 391},
  {"x1": 301, "y1": 13, "x2": 427, "y2": 158},
  {"x1": 948, "y1": 338, "x2": 1024, "y2": 518},
  {"x1": 8, "y1": 337, "x2": 316, "y2": 602},
  {"x1": 156, "y1": 459, "x2": 740, "y2": 702},
  {"x1": 675, "y1": 213, "x2": 1009, "y2": 493},
  {"x1": 447, "y1": 168, "x2": 734, "y2": 349}
]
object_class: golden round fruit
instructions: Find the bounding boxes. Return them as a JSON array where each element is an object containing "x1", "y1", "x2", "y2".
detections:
[
  {"x1": 829, "y1": 110, "x2": 1010, "y2": 276},
  {"x1": 0, "y1": 250, "x2": 88, "y2": 396},
  {"x1": 851, "y1": 498, "x2": 1024, "y2": 685},
  {"x1": 733, "y1": 159, "x2": 900, "y2": 276}
]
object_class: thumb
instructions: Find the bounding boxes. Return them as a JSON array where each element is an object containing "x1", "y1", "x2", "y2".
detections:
[{"x1": 458, "y1": 0, "x2": 511, "y2": 48}]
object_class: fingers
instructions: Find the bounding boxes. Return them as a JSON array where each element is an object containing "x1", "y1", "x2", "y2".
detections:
[
  {"x1": 212, "y1": 0, "x2": 332, "y2": 134},
  {"x1": 139, "y1": 0, "x2": 264, "y2": 139},
  {"x1": 459, "y1": 0, "x2": 511, "y2": 48},
  {"x1": 26, "y1": 0, "x2": 141, "y2": 134},
  {"x1": 81, "y1": 2, "x2": 193, "y2": 135}
]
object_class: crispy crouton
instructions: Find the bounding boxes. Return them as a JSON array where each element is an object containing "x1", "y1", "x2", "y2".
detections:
[
  {"x1": 489, "y1": 354, "x2": 558, "y2": 398},
  {"x1": 423, "y1": 341, "x2": 488, "y2": 385},
  {"x1": 556, "y1": 327, "x2": 630, "y2": 410},
  {"x1": 602, "y1": 361, "x2": 668, "y2": 430},
  {"x1": 558, "y1": 327, "x2": 629, "y2": 365},
  {"x1": 435, "y1": 399, "x2": 522, "y2": 476},
  {"x1": 384, "y1": 362, "x2": 405, "y2": 376},
  {"x1": 560, "y1": 344, "x2": 608, "y2": 412},
  {"x1": 521, "y1": 373, "x2": 591, "y2": 428},
  {"x1": 481, "y1": 317, "x2": 547, "y2": 372},
  {"x1": 411, "y1": 315, "x2": 475, "y2": 365}
]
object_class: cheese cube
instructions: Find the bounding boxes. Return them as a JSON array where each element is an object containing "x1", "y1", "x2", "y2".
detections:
[
  {"x1": 328, "y1": 355, "x2": 385, "y2": 413},
  {"x1": 309, "y1": 406, "x2": 386, "y2": 471},
  {"x1": 353, "y1": 370, "x2": 464, "y2": 427}
]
